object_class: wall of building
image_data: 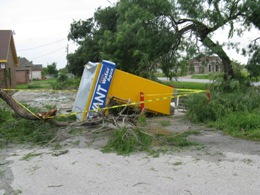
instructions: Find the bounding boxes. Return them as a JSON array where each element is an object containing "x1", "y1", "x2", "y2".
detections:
[
  {"x1": 1, "y1": 50, "x2": 17, "y2": 89},
  {"x1": 6, "y1": 48, "x2": 17, "y2": 88},
  {"x1": 0, "y1": 69, "x2": 5, "y2": 87},
  {"x1": 32, "y1": 70, "x2": 42, "y2": 80},
  {"x1": 16, "y1": 70, "x2": 30, "y2": 84},
  {"x1": 190, "y1": 57, "x2": 223, "y2": 74}
]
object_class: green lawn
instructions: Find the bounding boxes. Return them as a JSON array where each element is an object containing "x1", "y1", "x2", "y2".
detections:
[
  {"x1": 192, "y1": 72, "x2": 260, "y2": 81},
  {"x1": 162, "y1": 81, "x2": 209, "y2": 90},
  {"x1": 191, "y1": 73, "x2": 221, "y2": 80},
  {"x1": 16, "y1": 78, "x2": 56, "y2": 89},
  {"x1": 16, "y1": 78, "x2": 208, "y2": 91}
]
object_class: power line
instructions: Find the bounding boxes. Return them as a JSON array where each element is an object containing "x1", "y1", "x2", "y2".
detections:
[
  {"x1": 30, "y1": 46, "x2": 67, "y2": 60},
  {"x1": 18, "y1": 38, "x2": 67, "y2": 52}
]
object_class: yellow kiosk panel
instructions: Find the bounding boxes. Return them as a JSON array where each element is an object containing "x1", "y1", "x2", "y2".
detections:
[{"x1": 107, "y1": 69, "x2": 173, "y2": 115}]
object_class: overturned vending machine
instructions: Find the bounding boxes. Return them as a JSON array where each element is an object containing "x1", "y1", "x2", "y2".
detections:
[{"x1": 72, "y1": 60, "x2": 174, "y2": 121}]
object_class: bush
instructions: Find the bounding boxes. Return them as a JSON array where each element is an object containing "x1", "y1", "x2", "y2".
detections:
[
  {"x1": 186, "y1": 86, "x2": 260, "y2": 123},
  {"x1": 185, "y1": 81, "x2": 260, "y2": 140},
  {"x1": 51, "y1": 77, "x2": 80, "y2": 90},
  {"x1": 57, "y1": 73, "x2": 68, "y2": 82},
  {"x1": 185, "y1": 93, "x2": 216, "y2": 122}
]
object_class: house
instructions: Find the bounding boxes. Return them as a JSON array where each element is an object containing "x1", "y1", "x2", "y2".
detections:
[
  {"x1": 16, "y1": 57, "x2": 33, "y2": 84},
  {"x1": 31, "y1": 64, "x2": 42, "y2": 80},
  {"x1": 189, "y1": 56, "x2": 223, "y2": 74},
  {"x1": 16, "y1": 59, "x2": 43, "y2": 83},
  {"x1": 0, "y1": 30, "x2": 19, "y2": 89}
]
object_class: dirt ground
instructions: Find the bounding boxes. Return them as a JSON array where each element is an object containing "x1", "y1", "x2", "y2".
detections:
[{"x1": 0, "y1": 91, "x2": 259, "y2": 195}]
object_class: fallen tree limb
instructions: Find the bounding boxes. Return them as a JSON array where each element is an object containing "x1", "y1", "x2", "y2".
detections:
[
  {"x1": 0, "y1": 88, "x2": 144, "y2": 129},
  {"x1": 0, "y1": 88, "x2": 38, "y2": 120},
  {"x1": 0, "y1": 88, "x2": 70, "y2": 126}
]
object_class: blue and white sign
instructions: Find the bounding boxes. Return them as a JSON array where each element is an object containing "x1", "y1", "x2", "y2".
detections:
[{"x1": 87, "y1": 60, "x2": 116, "y2": 118}]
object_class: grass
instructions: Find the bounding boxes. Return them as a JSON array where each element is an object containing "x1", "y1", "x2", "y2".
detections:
[
  {"x1": 159, "y1": 120, "x2": 171, "y2": 127},
  {"x1": 16, "y1": 78, "x2": 56, "y2": 89},
  {"x1": 154, "y1": 72, "x2": 165, "y2": 77},
  {"x1": 155, "y1": 130, "x2": 200, "y2": 147},
  {"x1": 209, "y1": 112, "x2": 260, "y2": 141},
  {"x1": 185, "y1": 85, "x2": 260, "y2": 141},
  {"x1": 0, "y1": 118, "x2": 58, "y2": 145},
  {"x1": 102, "y1": 127, "x2": 153, "y2": 155},
  {"x1": 0, "y1": 102, "x2": 76, "y2": 146},
  {"x1": 192, "y1": 72, "x2": 260, "y2": 81},
  {"x1": 162, "y1": 81, "x2": 209, "y2": 90},
  {"x1": 102, "y1": 118, "x2": 201, "y2": 155},
  {"x1": 191, "y1": 73, "x2": 220, "y2": 80},
  {"x1": 21, "y1": 152, "x2": 42, "y2": 161}
]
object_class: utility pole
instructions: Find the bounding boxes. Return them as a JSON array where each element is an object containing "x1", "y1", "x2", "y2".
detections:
[{"x1": 66, "y1": 44, "x2": 69, "y2": 66}]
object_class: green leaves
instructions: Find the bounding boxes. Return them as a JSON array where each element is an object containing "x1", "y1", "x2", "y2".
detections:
[
  {"x1": 246, "y1": 47, "x2": 260, "y2": 79},
  {"x1": 68, "y1": 18, "x2": 94, "y2": 43},
  {"x1": 67, "y1": 0, "x2": 259, "y2": 80}
]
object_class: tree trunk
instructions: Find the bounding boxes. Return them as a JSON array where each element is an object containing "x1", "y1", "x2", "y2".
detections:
[
  {"x1": 0, "y1": 88, "x2": 69, "y2": 126},
  {"x1": 0, "y1": 88, "x2": 38, "y2": 120},
  {"x1": 202, "y1": 37, "x2": 234, "y2": 80},
  {"x1": 178, "y1": 21, "x2": 235, "y2": 80}
]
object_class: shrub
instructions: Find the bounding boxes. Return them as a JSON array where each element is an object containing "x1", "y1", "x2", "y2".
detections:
[
  {"x1": 186, "y1": 86, "x2": 260, "y2": 123},
  {"x1": 185, "y1": 93, "x2": 216, "y2": 122},
  {"x1": 185, "y1": 80, "x2": 260, "y2": 140},
  {"x1": 51, "y1": 77, "x2": 80, "y2": 90},
  {"x1": 57, "y1": 73, "x2": 68, "y2": 82}
]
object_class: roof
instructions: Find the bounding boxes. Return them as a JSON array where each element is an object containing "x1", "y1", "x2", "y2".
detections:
[
  {"x1": 32, "y1": 64, "x2": 43, "y2": 70},
  {"x1": 0, "y1": 30, "x2": 18, "y2": 65},
  {"x1": 17, "y1": 57, "x2": 33, "y2": 70}
]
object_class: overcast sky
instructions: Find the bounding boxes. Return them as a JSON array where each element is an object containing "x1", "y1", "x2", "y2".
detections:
[
  {"x1": 1, "y1": 0, "x2": 259, "y2": 70},
  {"x1": 0, "y1": 0, "x2": 118, "y2": 69}
]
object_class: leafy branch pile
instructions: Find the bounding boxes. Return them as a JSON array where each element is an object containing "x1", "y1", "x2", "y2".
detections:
[{"x1": 0, "y1": 96, "x2": 199, "y2": 155}]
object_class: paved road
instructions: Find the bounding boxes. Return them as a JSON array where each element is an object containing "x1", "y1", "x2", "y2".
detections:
[
  {"x1": 1, "y1": 114, "x2": 260, "y2": 195},
  {"x1": 158, "y1": 77, "x2": 260, "y2": 86},
  {"x1": 1, "y1": 94, "x2": 259, "y2": 195}
]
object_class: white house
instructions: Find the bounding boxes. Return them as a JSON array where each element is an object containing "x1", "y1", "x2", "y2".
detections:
[{"x1": 31, "y1": 64, "x2": 42, "y2": 80}]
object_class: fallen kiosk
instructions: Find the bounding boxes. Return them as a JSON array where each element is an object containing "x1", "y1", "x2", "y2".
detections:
[{"x1": 72, "y1": 60, "x2": 174, "y2": 121}]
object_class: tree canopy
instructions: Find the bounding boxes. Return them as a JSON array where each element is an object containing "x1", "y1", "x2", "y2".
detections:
[
  {"x1": 67, "y1": 0, "x2": 260, "y2": 80},
  {"x1": 42, "y1": 62, "x2": 58, "y2": 77}
]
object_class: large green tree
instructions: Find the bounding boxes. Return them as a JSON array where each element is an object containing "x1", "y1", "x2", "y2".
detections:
[
  {"x1": 245, "y1": 1, "x2": 260, "y2": 79},
  {"x1": 42, "y1": 62, "x2": 58, "y2": 77},
  {"x1": 67, "y1": 7, "x2": 118, "y2": 76},
  {"x1": 100, "y1": 0, "x2": 176, "y2": 78},
  {"x1": 67, "y1": 0, "x2": 260, "y2": 80},
  {"x1": 162, "y1": 0, "x2": 260, "y2": 80}
]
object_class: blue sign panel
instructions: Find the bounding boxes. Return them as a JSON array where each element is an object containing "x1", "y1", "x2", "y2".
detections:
[{"x1": 87, "y1": 60, "x2": 116, "y2": 118}]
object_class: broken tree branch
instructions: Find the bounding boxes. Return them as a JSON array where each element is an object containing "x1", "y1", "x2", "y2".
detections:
[{"x1": 0, "y1": 88, "x2": 38, "y2": 120}]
